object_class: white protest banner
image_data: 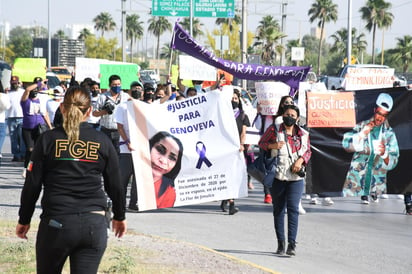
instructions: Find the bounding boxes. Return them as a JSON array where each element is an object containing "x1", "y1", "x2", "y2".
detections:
[
  {"x1": 179, "y1": 55, "x2": 217, "y2": 81},
  {"x1": 127, "y1": 86, "x2": 248, "y2": 211},
  {"x1": 255, "y1": 82, "x2": 290, "y2": 115},
  {"x1": 344, "y1": 67, "x2": 395, "y2": 90}
]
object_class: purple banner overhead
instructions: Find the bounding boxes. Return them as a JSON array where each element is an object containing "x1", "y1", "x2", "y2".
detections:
[{"x1": 171, "y1": 23, "x2": 311, "y2": 90}]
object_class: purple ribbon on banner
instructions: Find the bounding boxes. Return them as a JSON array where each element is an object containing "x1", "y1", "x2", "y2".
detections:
[
  {"x1": 171, "y1": 22, "x2": 311, "y2": 91},
  {"x1": 195, "y1": 141, "x2": 212, "y2": 169}
]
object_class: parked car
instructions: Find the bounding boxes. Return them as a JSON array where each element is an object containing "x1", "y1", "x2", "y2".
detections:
[
  {"x1": 49, "y1": 66, "x2": 71, "y2": 82},
  {"x1": 140, "y1": 69, "x2": 160, "y2": 83},
  {"x1": 140, "y1": 74, "x2": 158, "y2": 90},
  {"x1": 46, "y1": 72, "x2": 61, "y2": 89}
]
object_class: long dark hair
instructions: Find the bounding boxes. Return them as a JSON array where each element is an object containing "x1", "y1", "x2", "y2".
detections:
[{"x1": 149, "y1": 131, "x2": 184, "y2": 195}]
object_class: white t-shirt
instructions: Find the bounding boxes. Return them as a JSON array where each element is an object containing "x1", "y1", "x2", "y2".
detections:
[
  {"x1": 114, "y1": 100, "x2": 131, "y2": 154},
  {"x1": 6, "y1": 88, "x2": 24, "y2": 118}
]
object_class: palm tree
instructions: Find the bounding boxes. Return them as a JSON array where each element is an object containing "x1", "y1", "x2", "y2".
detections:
[
  {"x1": 78, "y1": 28, "x2": 92, "y2": 40},
  {"x1": 392, "y1": 35, "x2": 412, "y2": 73},
  {"x1": 179, "y1": 17, "x2": 204, "y2": 39},
  {"x1": 330, "y1": 28, "x2": 367, "y2": 63},
  {"x1": 308, "y1": 0, "x2": 338, "y2": 75},
  {"x1": 254, "y1": 15, "x2": 286, "y2": 65},
  {"x1": 93, "y1": 12, "x2": 116, "y2": 37},
  {"x1": 126, "y1": 14, "x2": 144, "y2": 62},
  {"x1": 359, "y1": 0, "x2": 393, "y2": 64},
  {"x1": 215, "y1": 12, "x2": 241, "y2": 32},
  {"x1": 147, "y1": 16, "x2": 172, "y2": 60},
  {"x1": 53, "y1": 29, "x2": 67, "y2": 39}
]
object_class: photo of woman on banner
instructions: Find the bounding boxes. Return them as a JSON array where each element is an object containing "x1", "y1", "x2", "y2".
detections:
[
  {"x1": 342, "y1": 93, "x2": 400, "y2": 204},
  {"x1": 149, "y1": 131, "x2": 184, "y2": 208}
]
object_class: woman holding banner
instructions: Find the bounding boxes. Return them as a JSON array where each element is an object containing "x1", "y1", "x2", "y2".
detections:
[
  {"x1": 149, "y1": 131, "x2": 184, "y2": 209},
  {"x1": 259, "y1": 104, "x2": 311, "y2": 256}
]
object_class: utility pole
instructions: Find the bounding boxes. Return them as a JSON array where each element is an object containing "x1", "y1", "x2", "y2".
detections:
[
  {"x1": 346, "y1": 0, "x2": 352, "y2": 65},
  {"x1": 241, "y1": 0, "x2": 247, "y2": 90},
  {"x1": 121, "y1": 0, "x2": 127, "y2": 62},
  {"x1": 280, "y1": 0, "x2": 287, "y2": 66},
  {"x1": 47, "y1": 0, "x2": 51, "y2": 67}
]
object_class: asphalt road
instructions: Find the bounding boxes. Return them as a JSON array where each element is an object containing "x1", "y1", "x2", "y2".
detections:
[{"x1": 1, "y1": 137, "x2": 411, "y2": 274}]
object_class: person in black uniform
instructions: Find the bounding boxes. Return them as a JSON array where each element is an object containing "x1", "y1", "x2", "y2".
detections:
[{"x1": 16, "y1": 86, "x2": 127, "y2": 274}]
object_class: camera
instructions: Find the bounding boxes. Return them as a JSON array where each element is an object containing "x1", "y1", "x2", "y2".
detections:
[
  {"x1": 102, "y1": 100, "x2": 116, "y2": 115},
  {"x1": 291, "y1": 166, "x2": 306, "y2": 177},
  {"x1": 296, "y1": 166, "x2": 306, "y2": 177}
]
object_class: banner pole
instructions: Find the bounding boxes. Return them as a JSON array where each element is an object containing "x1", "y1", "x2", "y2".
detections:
[{"x1": 168, "y1": 24, "x2": 177, "y2": 77}]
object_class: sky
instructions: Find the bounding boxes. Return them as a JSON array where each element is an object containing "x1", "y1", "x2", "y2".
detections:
[{"x1": 1, "y1": 0, "x2": 411, "y2": 55}]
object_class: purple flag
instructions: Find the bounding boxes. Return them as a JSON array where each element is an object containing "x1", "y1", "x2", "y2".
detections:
[{"x1": 171, "y1": 23, "x2": 311, "y2": 91}]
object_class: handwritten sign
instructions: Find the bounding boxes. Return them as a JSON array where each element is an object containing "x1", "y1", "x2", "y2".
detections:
[
  {"x1": 255, "y1": 82, "x2": 290, "y2": 115},
  {"x1": 13, "y1": 58, "x2": 47, "y2": 82},
  {"x1": 344, "y1": 67, "x2": 395, "y2": 90},
  {"x1": 99, "y1": 63, "x2": 139, "y2": 89},
  {"x1": 179, "y1": 55, "x2": 217, "y2": 81},
  {"x1": 307, "y1": 92, "x2": 356, "y2": 128}
]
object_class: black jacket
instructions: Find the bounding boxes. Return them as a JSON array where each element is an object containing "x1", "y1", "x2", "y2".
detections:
[{"x1": 18, "y1": 122, "x2": 125, "y2": 224}]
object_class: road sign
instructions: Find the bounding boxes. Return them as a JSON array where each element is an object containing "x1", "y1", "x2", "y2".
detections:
[{"x1": 152, "y1": 0, "x2": 235, "y2": 18}]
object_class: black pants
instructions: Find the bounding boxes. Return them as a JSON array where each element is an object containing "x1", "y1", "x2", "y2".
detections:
[
  {"x1": 119, "y1": 153, "x2": 138, "y2": 207},
  {"x1": 36, "y1": 213, "x2": 108, "y2": 274},
  {"x1": 100, "y1": 127, "x2": 120, "y2": 154}
]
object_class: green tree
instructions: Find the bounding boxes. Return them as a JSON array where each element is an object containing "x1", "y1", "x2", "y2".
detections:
[
  {"x1": 359, "y1": 0, "x2": 393, "y2": 64},
  {"x1": 179, "y1": 17, "x2": 204, "y2": 39},
  {"x1": 78, "y1": 28, "x2": 93, "y2": 40},
  {"x1": 7, "y1": 26, "x2": 33, "y2": 59},
  {"x1": 391, "y1": 35, "x2": 412, "y2": 72},
  {"x1": 126, "y1": 14, "x2": 144, "y2": 62},
  {"x1": 308, "y1": 0, "x2": 338, "y2": 75},
  {"x1": 147, "y1": 16, "x2": 172, "y2": 60},
  {"x1": 254, "y1": 15, "x2": 286, "y2": 65},
  {"x1": 53, "y1": 29, "x2": 68, "y2": 39},
  {"x1": 85, "y1": 36, "x2": 121, "y2": 61},
  {"x1": 93, "y1": 12, "x2": 116, "y2": 37}
]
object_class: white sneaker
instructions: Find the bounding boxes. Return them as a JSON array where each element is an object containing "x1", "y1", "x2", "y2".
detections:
[
  {"x1": 310, "y1": 197, "x2": 320, "y2": 205},
  {"x1": 380, "y1": 194, "x2": 389, "y2": 199},
  {"x1": 361, "y1": 199, "x2": 370, "y2": 205},
  {"x1": 299, "y1": 201, "x2": 306, "y2": 215},
  {"x1": 21, "y1": 168, "x2": 26, "y2": 178},
  {"x1": 322, "y1": 197, "x2": 334, "y2": 206}
]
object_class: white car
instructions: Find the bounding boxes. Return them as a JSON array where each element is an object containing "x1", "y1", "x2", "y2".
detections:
[{"x1": 140, "y1": 70, "x2": 160, "y2": 83}]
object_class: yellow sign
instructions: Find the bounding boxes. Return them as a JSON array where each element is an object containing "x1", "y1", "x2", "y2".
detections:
[
  {"x1": 343, "y1": 56, "x2": 357, "y2": 65},
  {"x1": 13, "y1": 58, "x2": 47, "y2": 82}
]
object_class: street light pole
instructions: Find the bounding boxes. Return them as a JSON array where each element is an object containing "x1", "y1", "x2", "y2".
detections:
[
  {"x1": 121, "y1": 0, "x2": 127, "y2": 62},
  {"x1": 346, "y1": 0, "x2": 352, "y2": 65},
  {"x1": 48, "y1": 0, "x2": 51, "y2": 67},
  {"x1": 241, "y1": 0, "x2": 247, "y2": 90}
]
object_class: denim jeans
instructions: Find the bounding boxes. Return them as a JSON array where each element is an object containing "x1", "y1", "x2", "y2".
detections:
[
  {"x1": 0, "y1": 123, "x2": 6, "y2": 155},
  {"x1": 270, "y1": 178, "x2": 304, "y2": 244},
  {"x1": 7, "y1": 118, "x2": 26, "y2": 158},
  {"x1": 36, "y1": 213, "x2": 108, "y2": 274}
]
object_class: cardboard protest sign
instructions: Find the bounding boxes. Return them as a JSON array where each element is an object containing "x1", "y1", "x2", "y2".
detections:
[
  {"x1": 307, "y1": 92, "x2": 356, "y2": 128},
  {"x1": 13, "y1": 58, "x2": 47, "y2": 82},
  {"x1": 255, "y1": 82, "x2": 290, "y2": 115},
  {"x1": 75, "y1": 57, "x2": 108, "y2": 83},
  {"x1": 344, "y1": 67, "x2": 395, "y2": 90},
  {"x1": 179, "y1": 55, "x2": 217, "y2": 81},
  {"x1": 99, "y1": 63, "x2": 139, "y2": 89}
]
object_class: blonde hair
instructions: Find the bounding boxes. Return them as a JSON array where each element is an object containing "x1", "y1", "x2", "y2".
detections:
[{"x1": 62, "y1": 87, "x2": 91, "y2": 143}]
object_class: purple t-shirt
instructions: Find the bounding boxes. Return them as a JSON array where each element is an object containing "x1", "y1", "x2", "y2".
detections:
[{"x1": 21, "y1": 99, "x2": 45, "y2": 129}]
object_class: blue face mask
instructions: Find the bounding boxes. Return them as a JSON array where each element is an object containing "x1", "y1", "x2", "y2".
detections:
[
  {"x1": 194, "y1": 84, "x2": 202, "y2": 92},
  {"x1": 111, "y1": 86, "x2": 121, "y2": 94}
]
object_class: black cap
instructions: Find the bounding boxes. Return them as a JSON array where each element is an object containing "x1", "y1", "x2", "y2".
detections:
[{"x1": 144, "y1": 83, "x2": 155, "y2": 92}]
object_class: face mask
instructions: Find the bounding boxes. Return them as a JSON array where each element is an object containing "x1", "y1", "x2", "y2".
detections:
[
  {"x1": 231, "y1": 101, "x2": 239, "y2": 109},
  {"x1": 91, "y1": 90, "x2": 99, "y2": 97},
  {"x1": 194, "y1": 84, "x2": 202, "y2": 92},
  {"x1": 29, "y1": 90, "x2": 38, "y2": 99},
  {"x1": 110, "y1": 86, "x2": 121, "y2": 94},
  {"x1": 11, "y1": 84, "x2": 19, "y2": 90},
  {"x1": 283, "y1": 116, "x2": 297, "y2": 127},
  {"x1": 144, "y1": 93, "x2": 154, "y2": 101},
  {"x1": 131, "y1": 90, "x2": 141, "y2": 100}
]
